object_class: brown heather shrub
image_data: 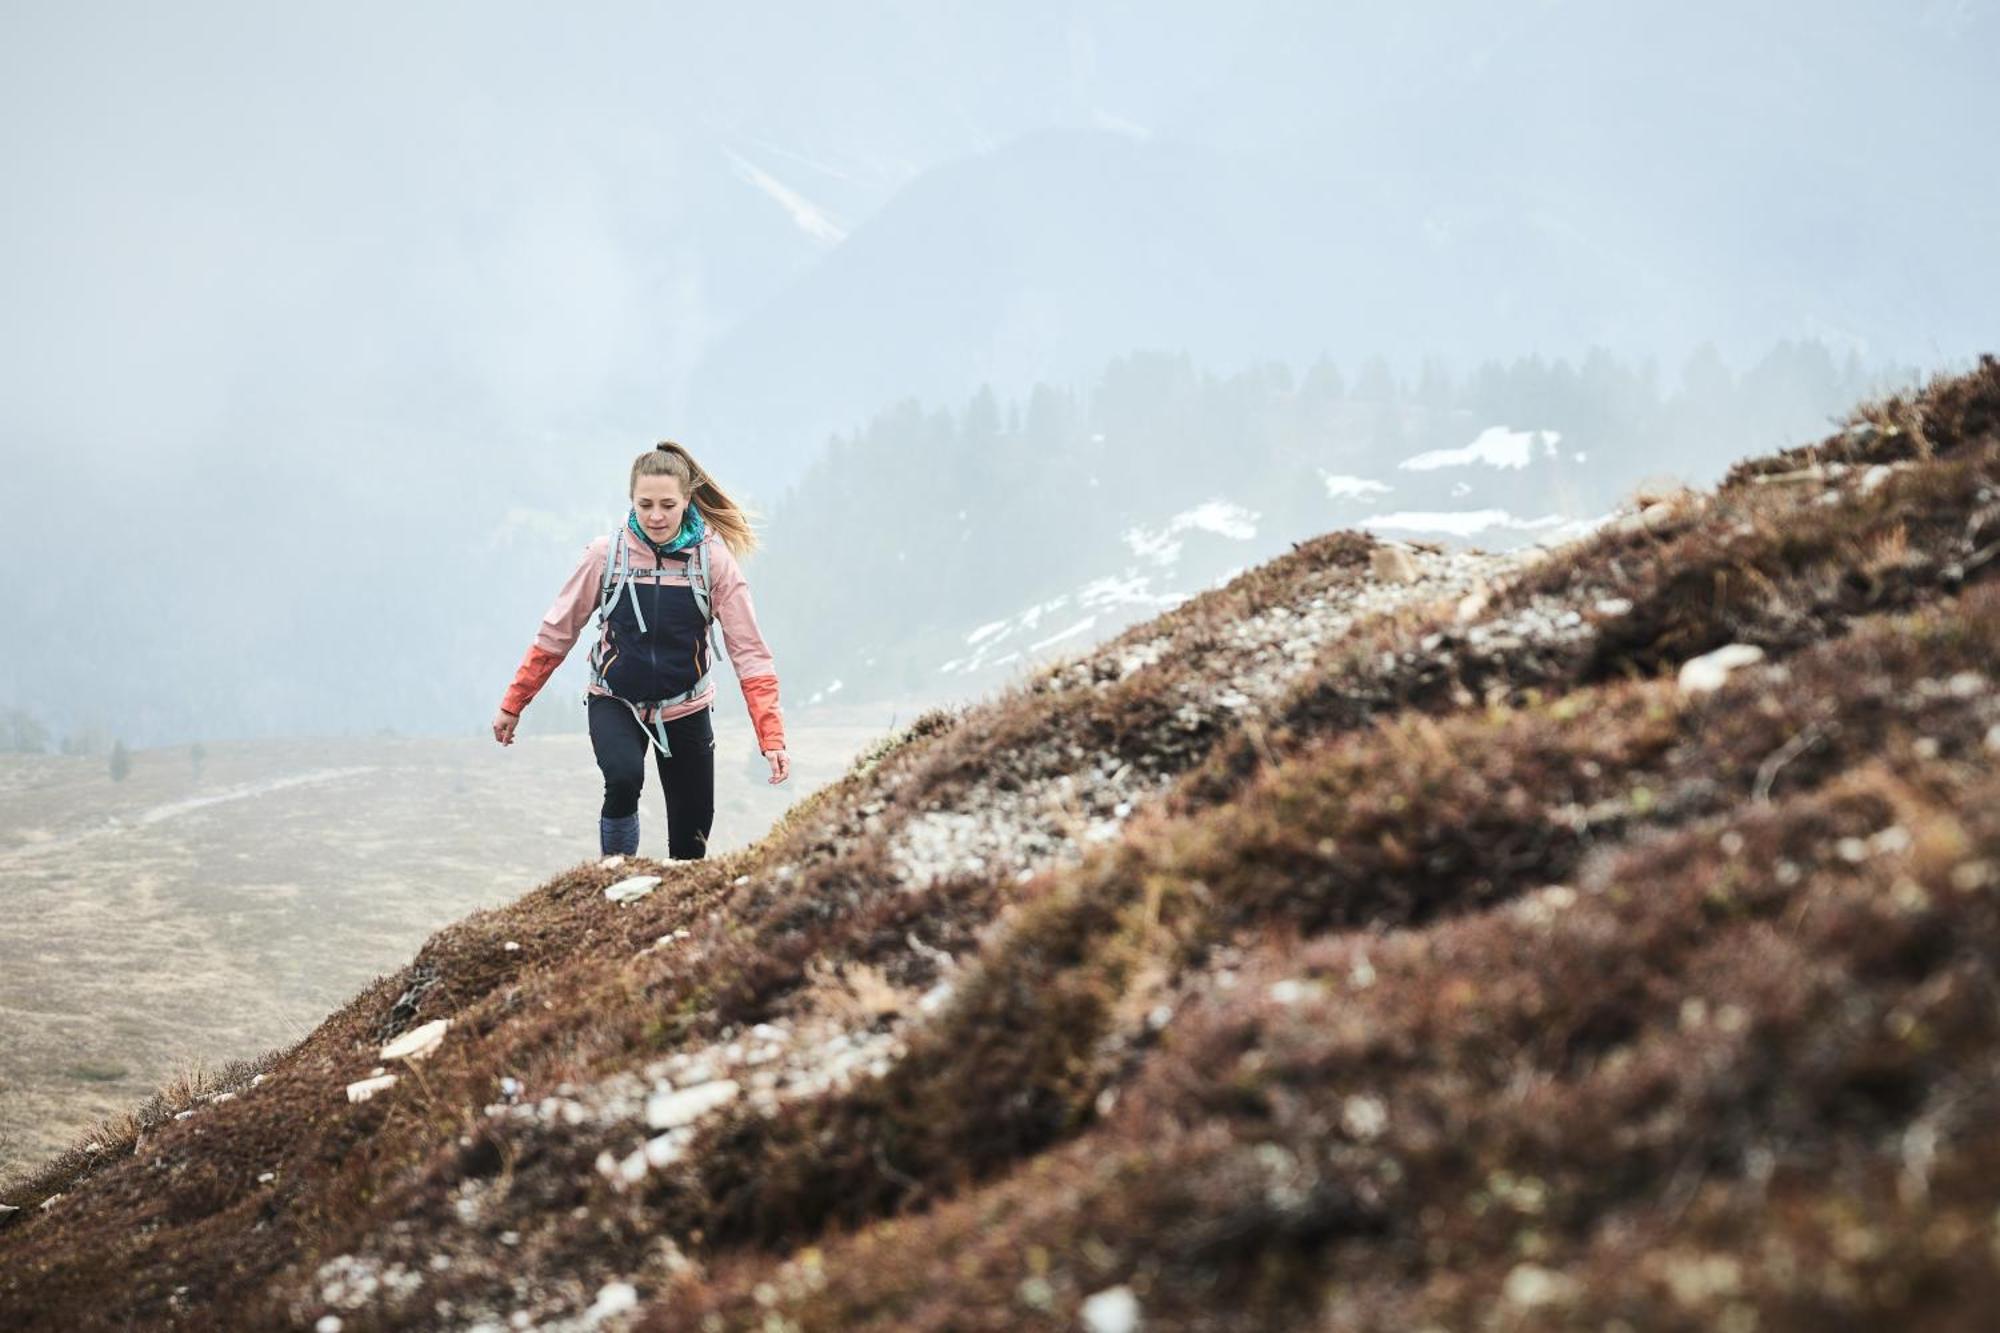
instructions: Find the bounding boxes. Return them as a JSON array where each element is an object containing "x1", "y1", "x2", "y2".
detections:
[{"x1": 5, "y1": 361, "x2": 2000, "y2": 1331}]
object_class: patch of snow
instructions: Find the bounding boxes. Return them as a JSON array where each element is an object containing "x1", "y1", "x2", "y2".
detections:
[
  {"x1": 1028, "y1": 617, "x2": 1098, "y2": 653},
  {"x1": 1362, "y1": 509, "x2": 1569, "y2": 538},
  {"x1": 1077, "y1": 573, "x2": 1185, "y2": 613},
  {"x1": 722, "y1": 148, "x2": 847, "y2": 245},
  {"x1": 1123, "y1": 498, "x2": 1260, "y2": 567},
  {"x1": 1401, "y1": 426, "x2": 1560, "y2": 472},
  {"x1": 1319, "y1": 471, "x2": 1392, "y2": 500}
]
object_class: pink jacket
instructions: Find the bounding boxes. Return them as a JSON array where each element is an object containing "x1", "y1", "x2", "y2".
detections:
[{"x1": 500, "y1": 526, "x2": 786, "y2": 753}]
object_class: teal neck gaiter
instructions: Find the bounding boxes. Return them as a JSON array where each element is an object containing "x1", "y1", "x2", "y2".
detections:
[{"x1": 628, "y1": 499, "x2": 705, "y2": 557}]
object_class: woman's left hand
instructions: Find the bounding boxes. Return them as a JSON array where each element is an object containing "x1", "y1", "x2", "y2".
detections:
[{"x1": 764, "y1": 749, "x2": 791, "y2": 785}]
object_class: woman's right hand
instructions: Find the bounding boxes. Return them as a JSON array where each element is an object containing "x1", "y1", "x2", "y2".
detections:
[{"x1": 492, "y1": 710, "x2": 520, "y2": 746}]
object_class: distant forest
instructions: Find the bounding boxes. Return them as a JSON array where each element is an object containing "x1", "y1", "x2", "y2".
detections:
[{"x1": 752, "y1": 339, "x2": 1911, "y2": 702}]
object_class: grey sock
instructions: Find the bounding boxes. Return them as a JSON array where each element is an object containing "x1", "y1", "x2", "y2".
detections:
[{"x1": 599, "y1": 813, "x2": 640, "y2": 856}]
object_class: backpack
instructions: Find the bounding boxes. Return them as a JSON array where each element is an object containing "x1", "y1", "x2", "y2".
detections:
[{"x1": 585, "y1": 527, "x2": 714, "y2": 758}]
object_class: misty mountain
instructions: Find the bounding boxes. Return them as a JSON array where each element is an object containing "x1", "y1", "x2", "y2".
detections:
[{"x1": 753, "y1": 341, "x2": 1906, "y2": 708}]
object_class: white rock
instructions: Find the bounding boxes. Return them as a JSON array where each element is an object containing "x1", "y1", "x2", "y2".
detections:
[
  {"x1": 503, "y1": 941, "x2": 521, "y2": 952},
  {"x1": 1986, "y1": 724, "x2": 2000, "y2": 755},
  {"x1": 380, "y1": 1018, "x2": 451, "y2": 1062},
  {"x1": 604, "y1": 874, "x2": 663, "y2": 903},
  {"x1": 345, "y1": 1074, "x2": 398, "y2": 1104},
  {"x1": 1370, "y1": 545, "x2": 1422, "y2": 584},
  {"x1": 645, "y1": 1079, "x2": 741, "y2": 1130},
  {"x1": 258, "y1": 1171, "x2": 276, "y2": 1183},
  {"x1": 1342, "y1": 1094, "x2": 1388, "y2": 1141},
  {"x1": 1080, "y1": 1284, "x2": 1142, "y2": 1333},
  {"x1": 1677, "y1": 643, "x2": 1766, "y2": 695},
  {"x1": 1503, "y1": 1263, "x2": 1577, "y2": 1309},
  {"x1": 600, "y1": 854, "x2": 626, "y2": 868},
  {"x1": 585, "y1": 1281, "x2": 639, "y2": 1325},
  {"x1": 316, "y1": 1317, "x2": 345, "y2": 1333}
]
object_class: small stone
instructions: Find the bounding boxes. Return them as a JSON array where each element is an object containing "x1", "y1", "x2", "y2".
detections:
[
  {"x1": 1985, "y1": 724, "x2": 2000, "y2": 755},
  {"x1": 1594, "y1": 597, "x2": 1634, "y2": 617},
  {"x1": 345, "y1": 1074, "x2": 398, "y2": 1104},
  {"x1": 584, "y1": 1281, "x2": 639, "y2": 1325},
  {"x1": 604, "y1": 874, "x2": 662, "y2": 903},
  {"x1": 380, "y1": 1018, "x2": 450, "y2": 1063},
  {"x1": 600, "y1": 854, "x2": 625, "y2": 868},
  {"x1": 1949, "y1": 860, "x2": 1996, "y2": 892},
  {"x1": 1342, "y1": 1094, "x2": 1388, "y2": 1140},
  {"x1": 1677, "y1": 643, "x2": 1766, "y2": 695},
  {"x1": 316, "y1": 1318, "x2": 345, "y2": 1333},
  {"x1": 502, "y1": 941, "x2": 521, "y2": 952},
  {"x1": 258, "y1": 1171, "x2": 276, "y2": 1184},
  {"x1": 1079, "y1": 1284, "x2": 1142, "y2": 1333},
  {"x1": 1017, "y1": 1276, "x2": 1056, "y2": 1311},
  {"x1": 1370, "y1": 545, "x2": 1421, "y2": 584},
  {"x1": 1503, "y1": 1263, "x2": 1577, "y2": 1309},
  {"x1": 1946, "y1": 671, "x2": 1984, "y2": 698}
]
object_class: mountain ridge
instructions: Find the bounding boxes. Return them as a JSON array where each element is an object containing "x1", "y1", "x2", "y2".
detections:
[{"x1": 4, "y1": 358, "x2": 1999, "y2": 1330}]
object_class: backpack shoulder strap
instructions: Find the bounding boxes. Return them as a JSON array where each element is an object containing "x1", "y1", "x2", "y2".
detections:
[
  {"x1": 597, "y1": 530, "x2": 623, "y2": 610},
  {"x1": 690, "y1": 536, "x2": 713, "y2": 622}
]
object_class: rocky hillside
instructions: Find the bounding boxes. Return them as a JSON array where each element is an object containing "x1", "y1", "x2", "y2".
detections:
[{"x1": 4, "y1": 359, "x2": 1999, "y2": 1331}]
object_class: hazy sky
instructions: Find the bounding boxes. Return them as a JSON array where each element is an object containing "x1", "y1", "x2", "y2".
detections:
[{"x1": 3, "y1": 1, "x2": 1994, "y2": 744}]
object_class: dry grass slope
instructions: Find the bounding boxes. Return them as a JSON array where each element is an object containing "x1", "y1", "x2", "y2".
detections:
[{"x1": 3, "y1": 356, "x2": 1998, "y2": 1331}]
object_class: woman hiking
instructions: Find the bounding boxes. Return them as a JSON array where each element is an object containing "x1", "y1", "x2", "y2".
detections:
[{"x1": 492, "y1": 442, "x2": 789, "y2": 860}]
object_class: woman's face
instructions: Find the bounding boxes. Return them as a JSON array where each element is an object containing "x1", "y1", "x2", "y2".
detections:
[{"x1": 632, "y1": 475, "x2": 691, "y2": 538}]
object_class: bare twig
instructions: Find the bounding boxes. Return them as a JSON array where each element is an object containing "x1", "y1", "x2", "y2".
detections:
[{"x1": 1753, "y1": 725, "x2": 1823, "y2": 805}]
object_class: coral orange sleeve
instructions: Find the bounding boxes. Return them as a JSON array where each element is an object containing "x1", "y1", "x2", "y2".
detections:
[
  {"x1": 501, "y1": 645, "x2": 565, "y2": 716},
  {"x1": 739, "y1": 673, "x2": 786, "y2": 753}
]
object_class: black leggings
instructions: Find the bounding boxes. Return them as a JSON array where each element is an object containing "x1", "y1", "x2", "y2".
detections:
[{"x1": 588, "y1": 696, "x2": 715, "y2": 860}]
